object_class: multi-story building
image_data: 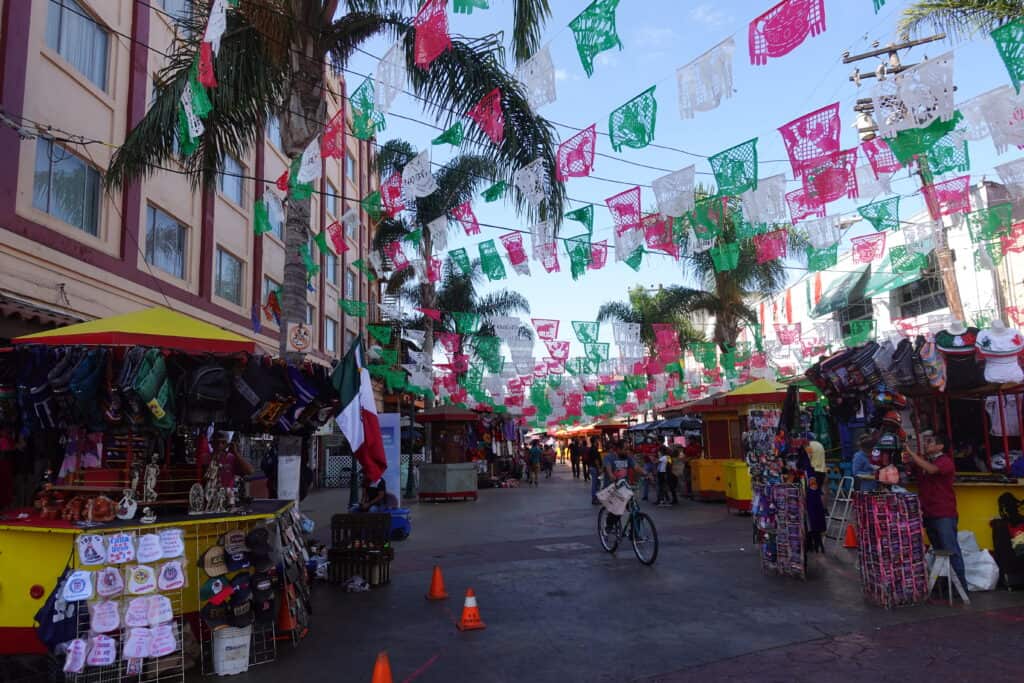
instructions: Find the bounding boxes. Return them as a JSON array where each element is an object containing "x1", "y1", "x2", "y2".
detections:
[{"x1": 0, "y1": 0, "x2": 380, "y2": 364}]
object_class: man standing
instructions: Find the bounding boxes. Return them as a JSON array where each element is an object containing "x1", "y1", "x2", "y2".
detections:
[
  {"x1": 586, "y1": 438, "x2": 602, "y2": 504},
  {"x1": 528, "y1": 440, "x2": 543, "y2": 487},
  {"x1": 569, "y1": 438, "x2": 582, "y2": 479},
  {"x1": 905, "y1": 432, "x2": 967, "y2": 594}
]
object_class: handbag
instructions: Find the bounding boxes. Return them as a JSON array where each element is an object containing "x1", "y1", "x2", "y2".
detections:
[{"x1": 596, "y1": 482, "x2": 632, "y2": 516}]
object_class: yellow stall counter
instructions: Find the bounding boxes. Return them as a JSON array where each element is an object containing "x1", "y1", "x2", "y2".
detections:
[
  {"x1": 0, "y1": 500, "x2": 292, "y2": 655},
  {"x1": 903, "y1": 480, "x2": 1023, "y2": 551},
  {"x1": 690, "y1": 458, "x2": 729, "y2": 501},
  {"x1": 723, "y1": 460, "x2": 753, "y2": 513}
]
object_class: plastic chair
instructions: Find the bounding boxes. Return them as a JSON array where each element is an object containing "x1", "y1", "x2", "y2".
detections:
[{"x1": 929, "y1": 550, "x2": 970, "y2": 606}]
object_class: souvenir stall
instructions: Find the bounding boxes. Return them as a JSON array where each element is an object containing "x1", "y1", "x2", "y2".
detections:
[
  {"x1": 805, "y1": 321, "x2": 1024, "y2": 551},
  {"x1": 415, "y1": 406, "x2": 480, "y2": 502},
  {"x1": 0, "y1": 308, "x2": 337, "y2": 676},
  {"x1": 679, "y1": 380, "x2": 816, "y2": 505}
]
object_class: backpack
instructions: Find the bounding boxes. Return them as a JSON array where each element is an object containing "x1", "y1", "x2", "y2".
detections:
[
  {"x1": 889, "y1": 338, "x2": 917, "y2": 389},
  {"x1": 183, "y1": 363, "x2": 231, "y2": 425},
  {"x1": 34, "y1": 564, "x2": 85, "y2": 651},
  {"x1": 228, "y1": 358, "x2": 295, "y2": 431},
  {"x1": 133, "y1": 349, "x2": 167, "y2": 404}
]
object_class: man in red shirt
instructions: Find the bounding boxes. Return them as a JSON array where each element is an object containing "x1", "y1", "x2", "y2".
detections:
[{"x1": 905, "y1": 432, "x2": 966, "y2": 592}]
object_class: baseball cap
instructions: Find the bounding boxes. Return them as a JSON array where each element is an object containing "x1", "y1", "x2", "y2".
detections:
[
  {"x1": 225, "y1": 551, "x2": 251, "y2": 572},
  {"x1": 199, "y1": 577, "x2": 235, "y2": 605},
  {"x1": 251, "y1": 572, "x2": 277, "y2": 624},
  {"x1": 230, "y1": 573, "x2": 252, "y2": 601},
  {"x1": 200, "y1": 601, "x2": 230, "y2": 630},
  {"x1": 198, "y1": 545, "x2": 227, "y2": 577},
  {"x1": 245, "y1": 528, "x2": 272, "y2": 555},
  {"x1": 221, "y1": 529, "x2": 249, "y2": 555},
  {"x1": 227, "y1": 591, "x2": 254, "y2": 628}
]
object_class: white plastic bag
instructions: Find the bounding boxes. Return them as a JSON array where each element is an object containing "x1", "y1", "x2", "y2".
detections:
[{"x1": 596, "y1": 483, "x2": 632, "y2": 516}]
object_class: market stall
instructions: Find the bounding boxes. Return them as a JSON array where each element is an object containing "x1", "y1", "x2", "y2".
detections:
[
  {"x1": 0, "y1": 307, "x2": 337, "y2": 675},
  {"x1": 676, "y1": 380, "x2": 816, "y2": 507},
  {"x1": 415, "y1": 406, "x2": 480, "y2": 502}
]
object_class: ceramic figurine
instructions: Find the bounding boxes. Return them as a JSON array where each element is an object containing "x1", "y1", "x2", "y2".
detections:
[{"x1": 142, "y1": 453, "x2": 160, "y2": 503}]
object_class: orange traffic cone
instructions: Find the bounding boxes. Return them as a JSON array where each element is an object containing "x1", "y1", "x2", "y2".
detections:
[
  {"x1": 370, "y1": 651, "x2": 393, "y2": 683},
  {"x1": 844, "y1": 524, "x2": 858, "y2": 549},
  {"x1": 456, "y1": 588, "x2": 486, "y2": 631},
  {"x1": 425, "y1": 565, "x2": 448, "y2": 600}
]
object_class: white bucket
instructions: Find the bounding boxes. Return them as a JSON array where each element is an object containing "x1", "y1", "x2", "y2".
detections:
[{"x1": 212, "y1": 625, "x2": 252, "y2": 676}]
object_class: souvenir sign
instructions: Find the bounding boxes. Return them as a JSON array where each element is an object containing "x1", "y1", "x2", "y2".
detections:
[
  {"x1": 106, "y1": 532, "x2": 136, "y2": 564},
  {"x1": 158, "y1": 560, "x2": 186, "y2": 591},
  {"x1": 124, "y1": 597, "x2": 150, "y2": 628},
  {"x1": 127, "y1": 565, "x2": 157, "y2": 595},
  {"x1": 86, "y1": 635, "x2": 117, "y2": 667},
  {"x1": 122, "y1": 627, "x2": 153, "y2": 660},
  {"x1": 77, "y1": 535, "x2": 106, "y2": 566},
  {"x1": 63, "y1": 639, "x2": 87, "y2": 674},
  {"x1": 62, "y1": 570, "x2": 93, "y2": 601},
  {"x1": 147, "y1": 594, "x2": 174, "y2": 626},
  {"x1": 96, "y1": 567, "x2": 125, "y2": 598},
  {"x1": 90, "y1": 600, "x2": 120, "y2": 634},
  {"x1": 159, "y1": 528, "x2": 185, "y2": 558},
  {"x1": 150, "y1": 623, "x2": 178, "y2": 657},
  {"x1": 136, "y1": 534, "x2": 163, "y2": 563}
]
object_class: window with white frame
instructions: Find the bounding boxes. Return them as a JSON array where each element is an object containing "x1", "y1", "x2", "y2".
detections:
[
  {"x1": 325, "y1": 317, "x2": 338, "y2": 354},
  {"x1": 219, "y1": 155, "x2": 245, "y2": 205},
  {"x1": 345, "y1": 269, "x2": 357, "y2": 299},
  {"x1": 261, "y1": 275, "x2": 279, "y2": 307},
  {"x1": 46, "y1": 0, "x2": 109, "y2": 90},
  {"x1": 145, "y1": 205, "x2": 187, "y2": 279},
  {"x1": 215, "y1": 247, "x2": 243, "y2": 305},
  {"x1": 345, "y1": 209, "x2": 357, "y2": 240},
  {"x1": 33, "y1": 138, "x2": 101, "y2": 236},
  {"x1": 326, "y1": 182, "x2": 338, "y2": 217},
  {"x1": 306, "y1": 304, "x2": 315, "y2": 326},
  {"x1": 325, "y1": 253, "x2": 337, "y2": 285},
  {"x1": 160, "y1": 0, "x2": 193, "y2": 22},
  {"x1": 267, "y1": 115, "x2": 282, "y2": 151},
  {"x1": 345, "y1": 152, "x2": 355, "y2": 181}
]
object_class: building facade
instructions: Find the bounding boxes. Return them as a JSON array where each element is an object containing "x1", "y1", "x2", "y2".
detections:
[{"x1": 0, "y1": 0, "x2": 381, "y2": 363}]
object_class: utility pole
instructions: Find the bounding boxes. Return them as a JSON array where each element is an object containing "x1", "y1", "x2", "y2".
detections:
[{"x1": 843, "y1": 35, "x2": 967, "y2": 323}]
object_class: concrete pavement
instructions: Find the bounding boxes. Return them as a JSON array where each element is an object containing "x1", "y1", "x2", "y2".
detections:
[{"x1": 241, "y1": 465, "x2": 1024, "y2": 682}]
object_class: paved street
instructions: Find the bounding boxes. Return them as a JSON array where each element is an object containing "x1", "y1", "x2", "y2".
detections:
[{"x1": 247, "y1": 466, "x2": 1024, "y2": 682}]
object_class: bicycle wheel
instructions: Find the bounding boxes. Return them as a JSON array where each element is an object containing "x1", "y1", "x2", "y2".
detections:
[
  {"x1": 631, "y1": 512, "x2": 659, "y2": 565},
  {"x1": 597, "y1": 508, "x2": 620, "y2": 553}
]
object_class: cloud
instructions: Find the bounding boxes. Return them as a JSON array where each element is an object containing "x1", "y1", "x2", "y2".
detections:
[
  {"x1": 633, "y1": 26, "x2": 676, "y2": 49},
  {"x1": 688, "y1": 3, "x2": 730, "y2": 27},
  {"x1": 595, "y1": 51, "x2": 620, "y2": 68},
  {"x1": 554, "y1": 68, "x2": 579, "y2": 82}
]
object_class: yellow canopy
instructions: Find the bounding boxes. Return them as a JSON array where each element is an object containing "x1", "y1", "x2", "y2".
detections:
[{"x1": 13, "y1": 306, "x2": 255, "y2": 353}]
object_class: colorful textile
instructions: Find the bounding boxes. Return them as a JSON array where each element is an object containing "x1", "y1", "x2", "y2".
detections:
[
  {"x1": 992, "y1": 19, "x2": 1024, "y2": 94},
  {"x1": 478, "y1": 239, "x2": 506, "y2": 281},
  {"x1": 786, "y1": 186, "x2": 825, "y2": 223},
  {"x1": 802, "y1": 148, "x2": 859, "y2": 203},
  {"x1": 859, "y1": 196, "x2": 900, "y2": 232},
  {"x1": 778, "y1": 102, "x2": 841, "y2": 176},
  {"x1": 413, "y1": 0, "x2": 451, "y2": 69},
  {"x1": 850, "y1": 232, "x2": 886, "y2": 263},
  {"x1": 565, "y1": 204, "x2": 595, "y2": 234},
  {"x1": 569, "y1": 0, "x2": 623, "y2": 77},
  {"x1": 556, "y1": 124, "x2": 597, "y2": 181},
  {"x1": 608, "y1": 86, "x2": 657, "y2": 152},
  {"x1": 500, "y1": 232, "x2": 531, "y2": 275},
  {"x1": 452, "y1": 201, "x2": 480, "y2": 235},
  {"x1": 749, "y1": 0, "x2": 826, "y2": 66},
  {"x1": 467, "y1": 88, "x2": 505, "y2": 144},
  {"x1": 754, "y1": 229, "x2": 787, "y2": 263},
  {"x1": 922, "y1": 175, "x2": 970, "y2": 220},
  {"x1": 861, "y1": 137, "x2": 903, "y2": 176},
  {"x1": 709, "y1": 138, "x2": 759, "y2": 195},
  {"x1": 676, "y1": 37, "x2": 735, "y2": 119}
]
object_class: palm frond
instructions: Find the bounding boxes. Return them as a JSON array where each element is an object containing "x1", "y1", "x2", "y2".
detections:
[
  {"x1": 511, "y1": 0, "x2": 553, "y2": 64},
  {"x1": 324, "y1": 10, "x2": 408, "y2": 70},
  {"x1": 596, "y1": 301, "x2": 638, "y2": 324},
  {"x1": 376, "y1": 139, "x2": 416, "y2": 179},
  {"x1": 424, "y1": 154, "x2": 499, "y2": 223},
  {"x1": 372, "y1": 215, "x2": 411, "y2": 254},
  {"x1": 475, "y1": 291, "x2": 531, "y2": 318},
  {"x1": 898, "y1": 0, "x2": 1021, "y2": 40}
]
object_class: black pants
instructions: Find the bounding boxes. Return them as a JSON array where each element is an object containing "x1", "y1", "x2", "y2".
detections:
[
  {"x1": 583, "y1": 464, "x2": 590, "y2": 481},
  {"x1": 656, "y1": 472, "x2": 669, "y2": 503},
  {"x1": 571, "y1": 458, "x2": 580, "y2": 478},
  {"x1": 667, "y1": 472, "x2": 679, "y2": 503}
]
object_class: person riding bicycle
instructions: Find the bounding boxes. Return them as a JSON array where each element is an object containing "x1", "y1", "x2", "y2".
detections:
[{"x1": 602, "y1": 441, "x2": 638, "y2": 531}]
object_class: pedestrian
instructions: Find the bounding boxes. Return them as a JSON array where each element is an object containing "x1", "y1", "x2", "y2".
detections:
[
  {"x1": 852, "y1": 434, "x2": 878, "y2": 492},
  {"x1": 905, "y1": 432, "x2": 967, "y2": 593},
  {"x1": 528, "y1": 439, "x2": 543, "y2": 487},
  {"x1": 569, "y1": 438, "x2": 582, "y2": 479},
  {"x1": 803, "y1": 441, "x2": 827, "y2": 553},
  {"x1": 682, "y1": 438, "x2": 701, "y2": 499},
  {"x1": 583, "y1": 439, "x2": 591, "y2": 482},
  {"x1": 656, "y1": 447, "x2": 671, "y2": 506},
  {"x1": 587, "y1": 438, "x2": 602, "y2": 504},
  {"x1": 543, "y1": 444, "x2": 555, "y2": 479},
  {"x1": 641, "y1": 452, "x2": 655, "y2": 502},
  {"x1": 668, "y1": 447, "x2": 683, "y2": 505}
]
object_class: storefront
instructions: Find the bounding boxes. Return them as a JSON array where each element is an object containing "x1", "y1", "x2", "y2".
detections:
[{"x1": 0, "y1": 307, "x2": 332, "y2": 675}]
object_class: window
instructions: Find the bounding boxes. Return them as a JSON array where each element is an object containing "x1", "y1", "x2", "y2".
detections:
[
  {"x1": 215, "y1": 248, "x2": 243, "y2": 305},
  {"x1": 344, "y1": 329, "x2": 356, "y2": 353},
  {"x1": 345, "y1": 269, "x2": 357, "y2": 299},
  {"x1": 33, "y1": 138, "x2": 101, "y2": 236},
  {"x1": 345, "y1": 152, "x2": 355, "y2": 181},
  {"x1": 894, "y1": 261, "x2": 948, "y2": 319},
  {"x1": 46, "y1": 0, "x2": 109, "y2": 90},
  {"x1": 265, "y1": 195, "x2": 283, "y2": 240},
  {"x1": 325, "y1": 317, "x2": 338, "y2": 354},
  {"x1": 261, "y1": 275, "x2": 279, "y2": 306},
  {"x1": 306, "y1": 304, "x2": 315, "y2": 326},
  {"x1": 326, "y1": 183, "x2": 338, "y2": 217},
  {"x1": 145, "y1": 205, "x2": 187, "y2": 278},
  {"x1": 160, "y1": 0, "x2": 192, "y2": 22},
  {"x1": 267, "y1": 115, "x2": 282, "y2": 151},
  {"x1": 219, "y1": 155, "x2": 244, "y2": 205},
  {"x1": 325, "y1": 254, "x2": 337, "y2": 285},
  {"x1": 345, "y1": 210, "x2": 357, "y2": 240}
]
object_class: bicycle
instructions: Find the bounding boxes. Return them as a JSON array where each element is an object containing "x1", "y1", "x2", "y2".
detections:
[{"x1": 597, "y1": 480, "x2": 659, "y2": 565}]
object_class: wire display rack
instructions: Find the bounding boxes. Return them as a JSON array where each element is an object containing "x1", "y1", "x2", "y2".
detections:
[
  {"x1": 67, "y1": 529, "x2": 186, "y2": 683},
  {"x1": 193, "y1": 519, "x2": 277, "y2": 676}
]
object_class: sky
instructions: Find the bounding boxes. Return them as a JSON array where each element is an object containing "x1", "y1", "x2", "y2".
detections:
[{"x1": 344, "y1": 0, "x2": 1018, "y2": 358}]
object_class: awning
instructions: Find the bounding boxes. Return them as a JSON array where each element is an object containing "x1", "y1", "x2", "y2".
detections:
[
  {"x1": 656, "y1": 415, "x2": 702, "y2": 432},
  {"x1": 0, "y1": 292, "x2": 83, "y2": 328},
  {"x1": 627, "y1": 421, "x2": 656, "y2": 432},
  {"x1": 863, "y1": 257, "x2": 922, "y2": 298},
  {"x1": 12, "y1": 306, "x2": 255, "y2": 353},
  {"x1": 810, "y1": 264, "x2": 871, "y2": 318}
]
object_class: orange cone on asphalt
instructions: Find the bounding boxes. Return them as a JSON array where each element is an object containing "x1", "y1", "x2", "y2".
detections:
[
  {"x1": 425, "y1": 565, "x2": 449, "y2": 600},
  {"x1": 370, "y1": 651, "x2": 393, "y2": 683},
  {"x1": 844, "y1": 524, "x2": 858, "y2": 549},
  {"x1": 456, "y1": 588, "x2": 486, "y2": 631}
]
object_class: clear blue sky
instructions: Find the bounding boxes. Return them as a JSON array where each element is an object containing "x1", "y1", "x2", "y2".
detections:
[{"x1": 346, "y1": 0, "x2": 1016, "y2": 357}]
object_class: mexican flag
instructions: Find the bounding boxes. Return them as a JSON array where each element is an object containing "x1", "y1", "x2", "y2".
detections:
[{"x1": 333, "y1": 337, "x2": 387, "y2": 482}]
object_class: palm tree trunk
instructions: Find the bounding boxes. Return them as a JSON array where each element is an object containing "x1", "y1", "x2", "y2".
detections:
[
  {"x1": 419, "y1": 230, "x2": 436, "y2": 405},
  {"x1": 278, "y1": 5, "x2": 327, "y2": 362}
]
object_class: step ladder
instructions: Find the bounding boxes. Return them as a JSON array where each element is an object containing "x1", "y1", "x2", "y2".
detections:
[{"x1": 825, "y1": 476, "x2": 855, "y2": 548}]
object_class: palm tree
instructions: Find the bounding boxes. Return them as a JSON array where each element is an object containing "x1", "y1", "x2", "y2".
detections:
[
  {"x1": 899, "y1": 0, "x2": 1021, "y2": 40},
  {"x1": 668, "y1": 189, "x2": 798, "y2": 349},
  {"x1": 372, "y1": 138, "x2": 498, "y2": 363},
  {"x1": 596, "y1": 285, "x2": 704, "y2": 355},
  {"x1": 104, "y1": 0, "x2": 562, "y2": 359}
]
